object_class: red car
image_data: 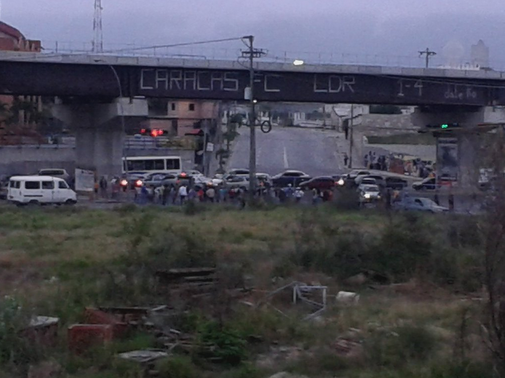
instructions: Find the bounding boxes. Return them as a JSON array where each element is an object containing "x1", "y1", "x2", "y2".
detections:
[{"x1": 299, "y1": 176, "x2": 335, "y2": 190}]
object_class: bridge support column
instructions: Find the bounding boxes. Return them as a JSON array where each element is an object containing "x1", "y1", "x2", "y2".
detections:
[
  {"x1": 53, "y1": 98, "x2": 148, "y2": 178},
  {"x1": 411, "y1": 106, "x2": 505, "y2": 211}
]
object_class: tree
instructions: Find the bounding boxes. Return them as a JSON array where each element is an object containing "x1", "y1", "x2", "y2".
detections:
[{"x1": 480, "y1": 127, "x2": 505, "y2": 369}]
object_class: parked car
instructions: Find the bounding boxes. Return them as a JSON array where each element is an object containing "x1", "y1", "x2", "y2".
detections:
[
  {"x1": 358, "y1": 184, "x2": 381, "y2": 203},
  {"x1": 223, "y1": 175, "x2": 249, "y2": 189},
  {"x1": 141, "y1": 173, "x2": 178, "y2": 188},
  {"x1": 176, "y1": 172, "x2": 194, "y2": 187},
  {"x1": 385, "y1": 177, "x2": 408, "y2": 190},
  {"x1": 256, "y1": 173, "x2": 272, "y2": 187},
  {"x1": 332, "y1": 175, "x2": 346, "y2": 187},
  {"x1": 38, "y1": 168, "x2": 71, "y2": 183},
  {"x1": 393, "y1": 197, "x2": 448, "y2": 213},
  {"x1": 227, "y1": 168, "x2": 250, "y2": 177},
  {"x1": 272, "y1": 170, "x2": 311, "y2": 187},
  {"x1": 412, "y1": 177, "x2": 438, "y2": 191},
  {"x1": 300, "y1": 176, "x2": 335, "y2": 190},
  {"x1": 357, "y1": 178, "x2": 378, "y2": 188},
  {"x1": 356, "y1": 175, "x2": 386, "y2": 188}
]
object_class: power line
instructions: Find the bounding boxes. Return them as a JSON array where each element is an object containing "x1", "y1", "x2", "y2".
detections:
[{"x1": 109, "y1": 37, "x2": 243, "y2": 53}]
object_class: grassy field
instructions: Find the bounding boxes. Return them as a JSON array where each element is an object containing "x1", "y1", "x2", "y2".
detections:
[{"x1": 0, "y1": 204, "x2": 498, "y2": 377}]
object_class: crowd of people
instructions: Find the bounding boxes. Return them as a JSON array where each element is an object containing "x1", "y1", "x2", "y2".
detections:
[{"x1": 92, "y1": 174, "x2": 339, "y2": 208}]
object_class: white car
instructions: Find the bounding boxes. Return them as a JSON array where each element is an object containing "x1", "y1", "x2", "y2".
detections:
[
  {"x1": 227, "y1": 168, "x2": 250, "y2": 177},
  {"x1": 38, "y1": 168, "x2": 71, "y2": 183},
  {"x1": 358, "y1": 184, "x2": 381, "y2": 202}
]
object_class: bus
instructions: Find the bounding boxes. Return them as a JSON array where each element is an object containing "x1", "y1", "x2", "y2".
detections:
[{"x1": 123, "y1": 156, "x2": 182, "y2": 174}]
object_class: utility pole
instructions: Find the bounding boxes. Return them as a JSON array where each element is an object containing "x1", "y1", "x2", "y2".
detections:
[
  {"x1": 349, "y1": 104, "x2": 354, "y2": 168},
  {"x1": 241, "y1": 35, "x2": 266, "y2": 199},
  {"x1": 419, "y1": 48, "x2": 436, "y2": 68}
]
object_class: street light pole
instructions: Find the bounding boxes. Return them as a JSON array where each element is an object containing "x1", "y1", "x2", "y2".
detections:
[
  {"x1": 245, "y1": 35, "x2": 257, "y2": 197},
  {"x1": 349, "y1": 104, "x2": 354, "y2": 169},
  {"x1": 241, "y1": 35, "x2": 266, "y2": 200}
]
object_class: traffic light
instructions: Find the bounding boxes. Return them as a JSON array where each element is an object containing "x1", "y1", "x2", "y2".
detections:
[
  {"x1": 140, "y1": 128, "x2": 166, "y2": 137},
  {"x1": 425, "y1": 122, "x2": 461, "y2": 131},
  {"x1": 425, "y1": 123, "x2": 460, "y2": 130}
]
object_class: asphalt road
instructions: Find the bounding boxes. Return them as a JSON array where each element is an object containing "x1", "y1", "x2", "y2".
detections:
[{"x1": 228, "y1": 126, "x2": 348, "y2": 177}]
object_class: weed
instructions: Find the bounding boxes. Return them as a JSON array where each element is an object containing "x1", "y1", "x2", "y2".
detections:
[
  {"x1": 286, "y1": 350, "x2": 350, "y2": 376},
  {"x1": 156, "y1": 356, "x2": 197, "y2": 378},
  {"x1": 365, "y1": 325, "x2": 437, "y2": 367},
  {"x1": 198, "y1": 321, "x2": 247, "y2": 366}
]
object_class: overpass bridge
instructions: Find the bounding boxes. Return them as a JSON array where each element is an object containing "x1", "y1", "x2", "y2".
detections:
[
  {"x1": 1, "y1": 52, "x2": 504, "y2": 180},
  {"x1": 1, "y1": 52, "x2": 504, "y2": 105}
]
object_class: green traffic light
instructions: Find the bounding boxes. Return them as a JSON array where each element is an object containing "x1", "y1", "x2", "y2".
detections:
[{"x1": 441, "y1": 124, "x2": 449, "y2": 129}]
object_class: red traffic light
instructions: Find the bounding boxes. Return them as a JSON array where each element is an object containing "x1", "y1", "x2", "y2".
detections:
[{"x1": 140, "y1": 128, "x2": 166, "y2": 137}]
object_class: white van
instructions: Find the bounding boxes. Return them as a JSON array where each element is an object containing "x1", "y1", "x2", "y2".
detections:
[{"x1": 8, "y1": 176, "x2": 77, "y2": 206}]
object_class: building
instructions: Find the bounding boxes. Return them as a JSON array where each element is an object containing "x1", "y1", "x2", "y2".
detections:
[
  {"x1": 471, "y1": 40, "x2": 490, "y2": 69},
  {"x1": 0, "y1": 21, "x2": 41, "y2": 52},
  {"x1": 0, "y1": 21, "x2": 43, "y2": 144},
  {"x1": 141, "y1": 100, "x2": 220, "y2": 137}
]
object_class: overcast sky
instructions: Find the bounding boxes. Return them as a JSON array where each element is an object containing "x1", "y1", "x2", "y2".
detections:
[{"x1": 2, "y1": 0, "x2": 505, "y2": 68}]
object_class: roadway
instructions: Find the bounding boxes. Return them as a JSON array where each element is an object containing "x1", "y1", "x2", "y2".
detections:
[{"x1": 228, "y1": 126, "x2": 348, "y2": 177}]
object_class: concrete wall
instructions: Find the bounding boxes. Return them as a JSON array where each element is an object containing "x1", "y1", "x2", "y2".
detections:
[
  {"x1": 0, "y1": 145, "x2": 196, "y2": 177},
  {"x1": 0, "y1": 145, "x2": 75, "y2": 177}
]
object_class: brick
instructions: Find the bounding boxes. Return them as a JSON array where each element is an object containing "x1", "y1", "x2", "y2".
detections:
[
  {"x1": 67, "y1": 324, "x2": 113, "y2": 354},
  {"x1": 84, "y1": 307, "x2": 128, "y2": 338}
]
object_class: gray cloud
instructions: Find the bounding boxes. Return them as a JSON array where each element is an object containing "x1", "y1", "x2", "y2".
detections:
[{"x1": 3, "y1": 0, "x2": 505, "y2": 68}]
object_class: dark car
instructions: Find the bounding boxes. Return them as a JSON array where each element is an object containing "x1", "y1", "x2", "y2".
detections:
[
  {"x1": 300, "y1": 176, "x2": 336, "y2": 190},
  {"x1": 272, "y1": 170, "x2": 311, "y2": 187},
  {"x1": 393, "y1": 197, "x2": 448, "y2": 213},
  {"x1": 385, "y1": 177, "x2": 408, "y2": 190},
  {"x1": 412, "y1": 177, "x2": 437, "y2": 191},
  {"x1": 142, "y1": 173, "x2": 178, "y2": 188}
]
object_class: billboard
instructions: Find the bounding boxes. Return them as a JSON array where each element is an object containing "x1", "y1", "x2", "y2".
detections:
[
  {"x1": 437, "y1": 137, "x2": 458, "y2": 181},
  {"x1": 75, "y1": 168, "x2": 95, "y2": 192}
]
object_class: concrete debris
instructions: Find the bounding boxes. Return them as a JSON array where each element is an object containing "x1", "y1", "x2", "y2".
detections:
[
  {"x1": 334, "y1": 328, "x2": 364, "y2": 358},
  {"x1": 336, "y1": 291, "x2": 360, "y2": 304},
  {"x1": 29, "y1": 316, "x2": 59, "y2": 328},
  {"x1": 118, "y1": 350, "x2": 168, "y2": 364},
  {"x1": 22, "y1": 316, "x2": 60, "y2": 347}
]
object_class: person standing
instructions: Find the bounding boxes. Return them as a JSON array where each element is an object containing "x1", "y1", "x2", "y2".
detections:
[
  {"x1": 162, "y1": 184, "x2": 169, "y2": 206},
  {"x1": 294, "y1": 187, "x2": 304, "y2": 203},
  {"x1": 343, "y1": 153, "x2": 349, "y2": 167},
  {"x1": 188, "y1": 187, "x2": 197, "y2": 202},
  {"x1": 99, "y1": 176, "x2": 108, "y2": 199},
  {"x1": 178, "y1": 184, "x2": 188, "y2": 205},
  {"x1": 206, "y1": 185, "x2": 216, "y2": 203}
]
